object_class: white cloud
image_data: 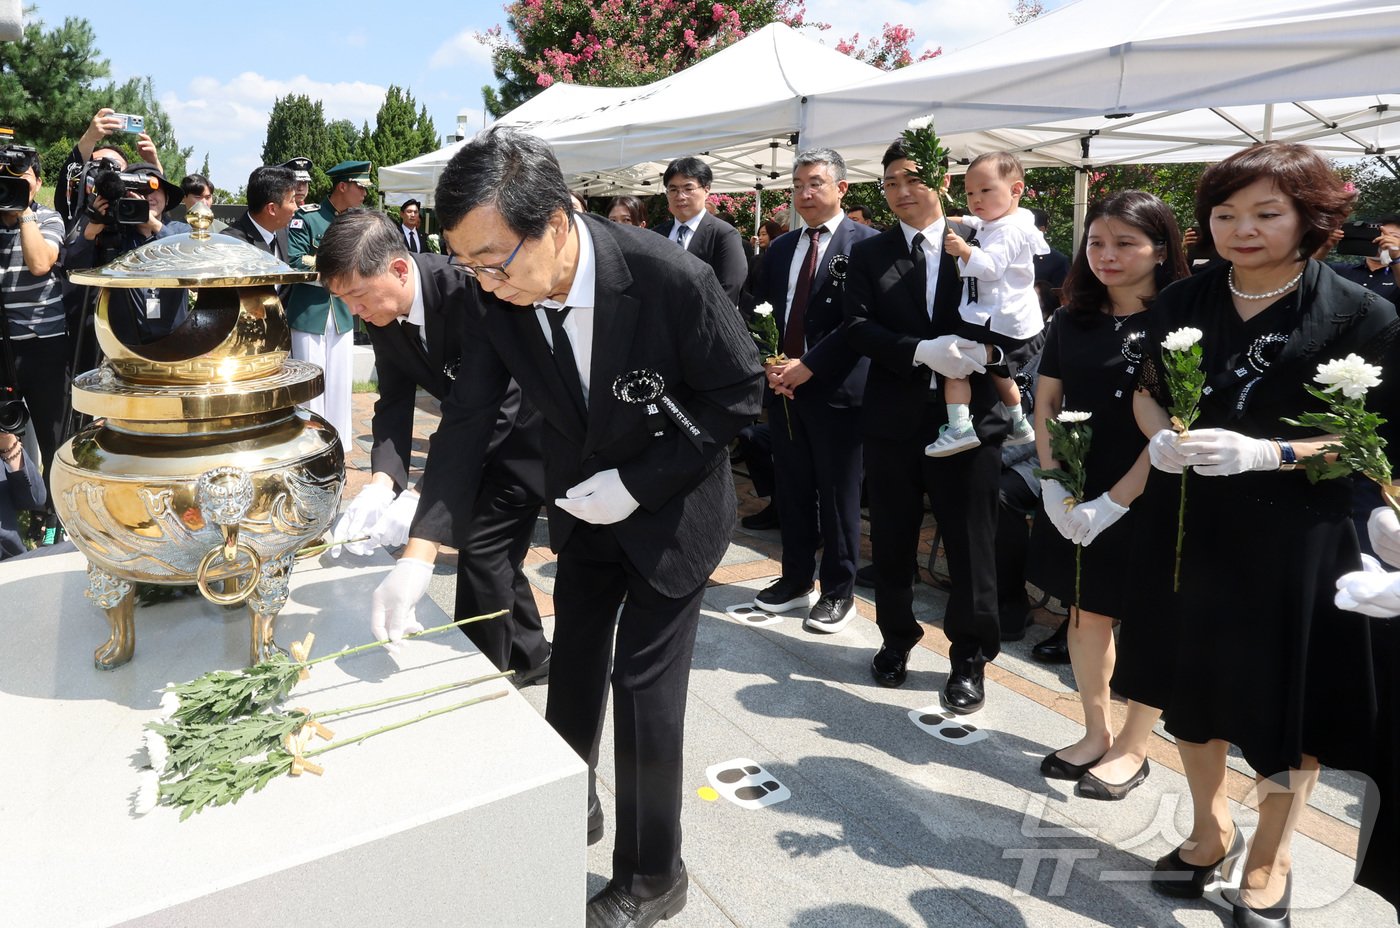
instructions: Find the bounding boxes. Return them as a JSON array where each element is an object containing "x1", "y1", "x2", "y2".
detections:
[{"x1": 429, "y1": 28, "x2": 497, "y2": 70}]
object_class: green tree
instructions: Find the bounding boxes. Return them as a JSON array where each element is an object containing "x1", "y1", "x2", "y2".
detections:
[
  {"x1": 362, "y1": 85, "x2": 437, "y2": 170},
  {"x1": 261, "y1": 94, "x2": 333, "y2": 199},
  {"x1": 0, "y1": 14, "x2": 110, "y2": 150}
]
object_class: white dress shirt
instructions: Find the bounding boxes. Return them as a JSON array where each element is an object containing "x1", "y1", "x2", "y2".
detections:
[
  {"x1": 399, "y1": 258, "x2": 427, "y2": 350},
  {"x1": 535, "y1": 218, "x2": 598, "y2": 404},
  {"x1": 669, "y1": 212, "x2": 704, "y2": 250},
  {"x1": 956, "y1": 207, "x2": 1049, "y2": 339},
  {"x1": 899, "y1": 217, "x2": 947, "y2": 319}
]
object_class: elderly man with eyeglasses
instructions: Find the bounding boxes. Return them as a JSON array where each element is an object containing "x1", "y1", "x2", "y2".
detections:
[{"x1": 652, "y1": 156, "x2": 748, "y2": 306}]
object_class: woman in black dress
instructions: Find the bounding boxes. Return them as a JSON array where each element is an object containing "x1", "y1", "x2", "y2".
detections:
[
  {"x1": 1032, "y1": 192, "x2": 1188, "y2": 800},
  {"x1": 1136, "y1": 143, "x2": 1396, "y2": 926}
]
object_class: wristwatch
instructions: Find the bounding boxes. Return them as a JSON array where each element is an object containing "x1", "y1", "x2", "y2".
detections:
[
  {"x1": 1275, "y1": 438, "x2": 1299, "y2": 471},
  {"x1": 18, "y1": 213, "x2": 36, "y2": 224}
]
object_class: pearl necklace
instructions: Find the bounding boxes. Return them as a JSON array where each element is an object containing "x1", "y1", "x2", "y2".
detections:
[{"x1": 1228, "y1": 265, "x2": 1304, "y2": 301}]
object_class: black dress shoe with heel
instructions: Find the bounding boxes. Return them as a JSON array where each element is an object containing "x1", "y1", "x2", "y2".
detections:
[
  {"x1": 943, "y1": 663, "x2": 985, "y2": 714},
  {"x1": 1152, "y1": 826, "x2": 1245, "y2": 898},
  {"x1": 586, "y1": 866, "x2": 688, "y2": 928},
  {"x1": 870, "y1": 646, "x2": 910, "y2": 688},
  {"x1": 587, "y1": 796, "x2": 604, "y2": 846},
  {"x1": 1232, "y1": 872, "x2": 1292, "y2": 927}
]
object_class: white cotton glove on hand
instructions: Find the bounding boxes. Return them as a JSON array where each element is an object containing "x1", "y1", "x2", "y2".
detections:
[
  {"x1": 555, "y1": 468, "x2": 640, "y2": 525},
  {"x1": 1368, "y1": 506, "x2": 1400, "y2": 569},
  {"x1": 1039, "y1": 479, "x2": 1076, "y2": 541},
  {"x1": 370, "y1": 557, "x2": 433, "y2": 643},
  {"x1": 1176, "y1": 428, "x2": 1281, "y2": 476},
  {"x1": 913, "y1": 335, "x2": 987, "y2": 379},
  {"x1": 1065, "y1": 493, "x2": 1129, "y2": 546},
  {"x1": 368, "y1": 489, "x2": 420, "y2": 549},
  {"x1": 1335, "y1": 555, "x2": 1400, "y2": 618},
  {"x1": 328, "y1": 482, "x2": 395, "y2": 557},
  {"x1": 1147, "y1": 429, "x2": 1188, "y2": 474}
]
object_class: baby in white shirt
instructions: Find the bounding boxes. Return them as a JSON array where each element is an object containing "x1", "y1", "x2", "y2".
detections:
[{"x1": 928, "y1": 151, "x2": 1048, "y2": 457}]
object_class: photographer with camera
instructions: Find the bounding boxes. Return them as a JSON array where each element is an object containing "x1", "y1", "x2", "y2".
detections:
[
  {"x1": 65, "y1": 162, "x2": 189, "y2": 348},
  {"x1": 0, "y1": 146, "x2": 66, "y2": 545},
  {"x1": 1329, "y1": 214, "x2": 1400, "y2": 308},
  {"x1": 56, "y1": 108, "x2": 162, "y2": 230},
  {"x1": 0, "y1": 427, "x2": 44, "y2": 559}
]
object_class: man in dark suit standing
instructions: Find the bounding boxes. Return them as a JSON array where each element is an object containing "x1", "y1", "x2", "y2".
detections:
[
  {"x1": 844, "y1": 137, "x2": 1022, "y2": 714},
  {"x1": 652, "y1": 156, "x2": 748, "y2": 306},
  {"x1": 371, "y1": 128, "x2": 763, "y2": 928},
  {"x1": 317, "y1": 209, "x2": 551, "y2": 683},
  {"x1": 398, "y1": 198, "x2": 428, "y2": 253},
  {"x1": 222, "y1": 165, "x2": 297, "y2": 262},
  {"x1": 755, "y1": 148, "x2": 877, "y2": 633}
]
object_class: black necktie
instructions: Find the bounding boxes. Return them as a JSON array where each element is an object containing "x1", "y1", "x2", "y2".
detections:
[
  {"x1": 547, "y1": 306, "x2": 588, "y2": 420},
  {"x1": 911, "y1": 232, "x2": 929, "y2": 319},
  {"x1": 408, "y1": 230, "x2": 418, "y2": 252},
  {"x1": 783, "y1": 228, "x2": 822, "y2": 359},
  {"x1": 401, "y1": 319, "x2": 427, "y2": 359},
  {"x1": 676, "y1": 224, "x2": 690, "y2": 249}
]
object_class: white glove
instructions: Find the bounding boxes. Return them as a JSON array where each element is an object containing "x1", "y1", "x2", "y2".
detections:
[
  {"x1": 1147, "y1": 429, "x2": 1188, "y2": 474},
  {"x1": 1176, "y1": 428, "x2": 1281, "y2": 477},
  {"x1": 1335, "y1": 556, "x2": 1400, "y2": 618},
  {"x1": 370, "y1": 557, "x2": 432, "y2": 642},
  {"x1": 368, "y1": 489, "x2": 419, "y2": 549},
  {"x1": 1065, "y1": 492, "x2": 1129, "y2": 546},
  {"x1": 1368, "y1": 506, "x2": 1400, "y2": 569},
  {"x1": 329, "y1": 482, "x2": 394, "y2": 558},
  {"x1": 554, "y1": 468, "x2": 640, "y2": 525},
  {"x1": 1039, "y1": 478, "x2": 1076, "y2": 541},
  {"x1": 913, "y1": 335, "x2": 987, "y2": 379}
]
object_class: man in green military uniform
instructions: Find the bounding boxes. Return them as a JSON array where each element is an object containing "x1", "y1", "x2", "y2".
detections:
[{"x1": 285, "y1": 159, "x2": 371, "y2": 451}]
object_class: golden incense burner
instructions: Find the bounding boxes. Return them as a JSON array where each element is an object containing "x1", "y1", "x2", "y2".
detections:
[{"x1": 54, "y1": 206, "x2": 345, "y2": 669}]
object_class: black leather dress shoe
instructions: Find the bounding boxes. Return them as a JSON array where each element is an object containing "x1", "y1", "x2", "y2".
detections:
[
  {"x1": 587, "y1": 796, "x2": 604, "y2": 846},
  {"x1": 870, "y1": 645, "x2": 910, "y2": 687},
  {"x1": 586, "y1": 867, "x2": 688, "y2": 928},
  {"x1": 740, "y1": 503, "x2": 779, "y2": 530},
  {"x1": 854, "y1": 563, "x2": 878, "y2": 589},
  {"x1": 512, "y1": 655, "x2": 551, "y2": 688},
  {"x1": 1030, "y1": 621, "x2": 1071, "y2": 664},
  {"x1": 943, "y1": 664, "x2": 985, "y2": 714}
]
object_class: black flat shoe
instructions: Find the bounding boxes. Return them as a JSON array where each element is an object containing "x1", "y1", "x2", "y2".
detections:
[
  {"x1": 586, "y1": 866, "x2": 688, "y2": 928},
  {"x1": 1232, "y1": 872, "x2": 1292, "y2": 927},
  {"x1": 870, "y1": 645, "x2": 910, "y2": 688},
  {"x1": 587, "y1": 796, "x2": 604, "y2": 846},
  {"x1": 1040, "y1": 748, "x2": 1106, "y2": 781},
  {"x1": 1075, "y1": 759, "x2": 1149, "y2": 800},
  {"x1": 1153, "y1": 826, "x2": 1245, "y2": 899}
]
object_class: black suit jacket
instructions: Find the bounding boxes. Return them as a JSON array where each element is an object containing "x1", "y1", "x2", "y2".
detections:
[
  {"x1": 367, "y1": 254, "x2": 542, "y2": 505},
  {"x1": 653, "y1": 212, "x2": 748, "y2": 306},
  {"x1": 757, "y1": 217, "x2": 878, "y2": 408},
  {"x1": 843, "y1": 221, "x2": 1012, "y2": 442},
  {"x1": 223, "y1": 211, "x2": 291, "y2": 261},
  {"x1": 413, "y1": 214, "x2": 764, "y2": 597},
  {"x1": 399, "y1": 224, "x2": 428, "y2": 253}
]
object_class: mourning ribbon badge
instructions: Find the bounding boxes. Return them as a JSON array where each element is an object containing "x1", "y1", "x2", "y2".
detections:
[
  {"x1": 1200, "y1": 331, "x2": 1289, "y2": 417},
  {"x1": 612, "y1": 369, "x2": 710, "y2": 450}
]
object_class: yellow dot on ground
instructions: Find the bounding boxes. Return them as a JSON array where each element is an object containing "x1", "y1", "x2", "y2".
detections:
[{"x1": 697, "y1": 786, "x2": 719, "y2": 801}]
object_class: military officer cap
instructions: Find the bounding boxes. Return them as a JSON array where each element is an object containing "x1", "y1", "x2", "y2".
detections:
[
  {"x1": 280, "y1": 156, "x2": 313, "y2": 183},
  {"x1": 326, "y1": 160, "x2": 373, "y2": 187}
]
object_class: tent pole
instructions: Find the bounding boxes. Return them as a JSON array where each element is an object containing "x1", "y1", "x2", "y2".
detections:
[
  {"x1": 1072, "y1": 168, "x2": 1089, "y2": 251},
  {"x1": 755, "y1": 186, "x2": 762, "y2": 236},
  {"x1": 1263, "y1": 103, "x2": 1275, "y2": 140}
]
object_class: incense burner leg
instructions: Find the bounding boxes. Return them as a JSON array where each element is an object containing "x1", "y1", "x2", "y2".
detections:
[
  {"x1": 86, "y1": 566, "x2": 135, "y2": 670},
  {"x1": 246, "y1": 553, "x2": 294, "y2": 665}
]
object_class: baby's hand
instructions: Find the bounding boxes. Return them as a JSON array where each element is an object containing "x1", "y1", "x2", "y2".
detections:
[{"x1": 944, "y1": 229, "x2": 971, "y2": 260}]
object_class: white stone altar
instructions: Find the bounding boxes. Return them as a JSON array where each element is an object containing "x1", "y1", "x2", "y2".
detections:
[{"x1": 0, "y1": 547, "x2": 586, "y2": 928}]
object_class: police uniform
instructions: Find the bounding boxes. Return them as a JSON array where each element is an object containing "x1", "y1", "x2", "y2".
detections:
[{"x1": 285, "y1": 159, "x2": 371, "y2": 451}]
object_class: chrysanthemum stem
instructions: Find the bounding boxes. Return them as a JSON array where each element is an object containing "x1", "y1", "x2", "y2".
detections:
[
  {"x1": 315, "y1": 671, "x2": 514, "y2": 719},
  {"x1": 302, "y1": 610, "x2": 508, "y2": 667},
  {"x1": 305, "y1": 689, "x2": 510, "y2": 758}
]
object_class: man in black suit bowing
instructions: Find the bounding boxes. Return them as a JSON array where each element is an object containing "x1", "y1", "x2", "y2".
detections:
[
  {"x1": 316, "y1": 209, "x2": 551, "y2": 683},
  {"x1": 652, "y1": 156, "x2": 748, "y2": 306},
  {"x1": 371, "y1": 128, "x2": 763, "y2": 928},
  {"x1": 222, "y1": 165, "x2": 296, "y2": 261},
  {"x1": 755, "y1": 148, "x2": 877, "y2": 632},
  {"x1": 844, "y1": 137, "x2": 1021, "y2": 714},
  {"x1": 398, "y1": 198, "x2": 429, "y2": 253}
]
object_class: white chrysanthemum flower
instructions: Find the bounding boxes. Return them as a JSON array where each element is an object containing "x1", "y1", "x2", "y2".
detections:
[
  {"x1": 906, "y1": 116, "x2": 934, "y2": 131},
  {"x1": 142, "y1": 729, "x2": 169, "y2": 771},
  {"x1": 134, "y1": 770, "x2": 160, "y2": 816},
  {"x1": 1161, "y1": 327, "x2": 1204, "y2": 352},
  {"x1": 1314, "y1": 354, "x2": 1383, "y2": 399},
  {"x1": 158, "y1": 684, "x2": 179, "y2": 718},
  {"x1": 1057, "y1": 410, "x2": 1092, "y2": 423},
  {"x1": 752, "y1": 302, "x2": 774, "y2": 317}
]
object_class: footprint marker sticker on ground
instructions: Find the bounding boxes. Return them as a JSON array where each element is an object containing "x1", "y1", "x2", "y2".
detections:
[
  {"x1": 705, "y1": 758, "x2": 791, "y2": 809},
  {"x1": 909, "y1": 706, "x2": 989, "y2": 745},
  {"x1": 725, "y1": 604, "x2": 783, "y2": 627}
]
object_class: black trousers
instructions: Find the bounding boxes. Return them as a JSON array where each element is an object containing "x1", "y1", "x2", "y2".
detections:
[
  {"x1": 734, "y1": 421, "x2": 775, "y2": 499},
  {"x1": 996, "y1": 470, "x2": 1038, "y2": 636},
  {"x1": 9, "y1": 333, "x2": 70, "y2": 512},
  {"x1": 771, "y1": 397, "x2": 862, "y2": 599},
  {"x1": 865, "y1": 424, "x2": 1002, "y2": 667},
  {"x1": 453, "y1": 487, "x2": 549, "y2": 674},
  {"x1": 545, "y1": 524, "x2": 703, "y2": 898}
]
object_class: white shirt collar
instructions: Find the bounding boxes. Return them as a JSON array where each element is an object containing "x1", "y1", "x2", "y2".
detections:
[
  {"x1": 676, "y1": 211, "x2": 705, "y2": 234},
  {"x1": 402, "y1": 258, "x2": 426, "y2": 330},
  {"x1": 248, "y1": 214, "x2": 276, "y2": 245},
  {"x1": 900, "y1": 217, "x2": 946, "y2": 251},
  {"x1": 536, "y1": 217, "x2": 596, "y2": 311},
  {"x1": 799, "y1": 212, "x2": 845, "y2": 237}
]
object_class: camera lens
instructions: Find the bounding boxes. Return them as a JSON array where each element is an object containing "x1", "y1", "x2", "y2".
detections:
[{"x1": 0, "y1": 400, "x2": 29, "y2": 434}]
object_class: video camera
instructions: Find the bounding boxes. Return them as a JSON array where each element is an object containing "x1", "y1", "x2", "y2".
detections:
[
  {"x1": 86, "y1": 166, "x2": 156, "y2": 226},
  {"x1": 1337, "y1": 220, "x2": 1385, "y2": 258},
  {"x1": 0, "y1": 141, "x2": 38, "y2": 213}
]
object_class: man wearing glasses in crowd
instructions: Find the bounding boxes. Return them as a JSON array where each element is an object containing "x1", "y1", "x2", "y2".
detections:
[{"x1": 652, "y1": 156, "x2": 748, "y2": 306}]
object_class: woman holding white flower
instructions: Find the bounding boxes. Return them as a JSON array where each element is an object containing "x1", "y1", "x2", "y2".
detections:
[
  {"x1": 1134, "y1": 142, "x2": 1397, "y2": 925},
  {"x1": 1030, "y1": 191, "x2": 1188, "y2": 801}
]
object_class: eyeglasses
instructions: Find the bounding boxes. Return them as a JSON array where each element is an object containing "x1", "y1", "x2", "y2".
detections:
[
  {"x1": 666, "y1": 184, "x2": 704, "y2": 198},
  {"x1": 450, "y1": 235, "x2": 527, "y2": 281}
]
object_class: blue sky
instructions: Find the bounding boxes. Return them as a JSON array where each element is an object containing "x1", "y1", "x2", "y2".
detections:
[{"x1": 26, "y1": 0, "x2": 1065, "y2": 192}]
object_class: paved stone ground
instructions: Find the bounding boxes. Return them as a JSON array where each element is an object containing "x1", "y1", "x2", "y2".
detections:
[{"x1": 346, "y1": 389, "x2": 1398, "y2": 928}]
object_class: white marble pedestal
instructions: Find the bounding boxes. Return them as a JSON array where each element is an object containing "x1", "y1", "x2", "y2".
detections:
[{"x1": 0, "y1": 548, "x2": 586, "y2": 928}]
